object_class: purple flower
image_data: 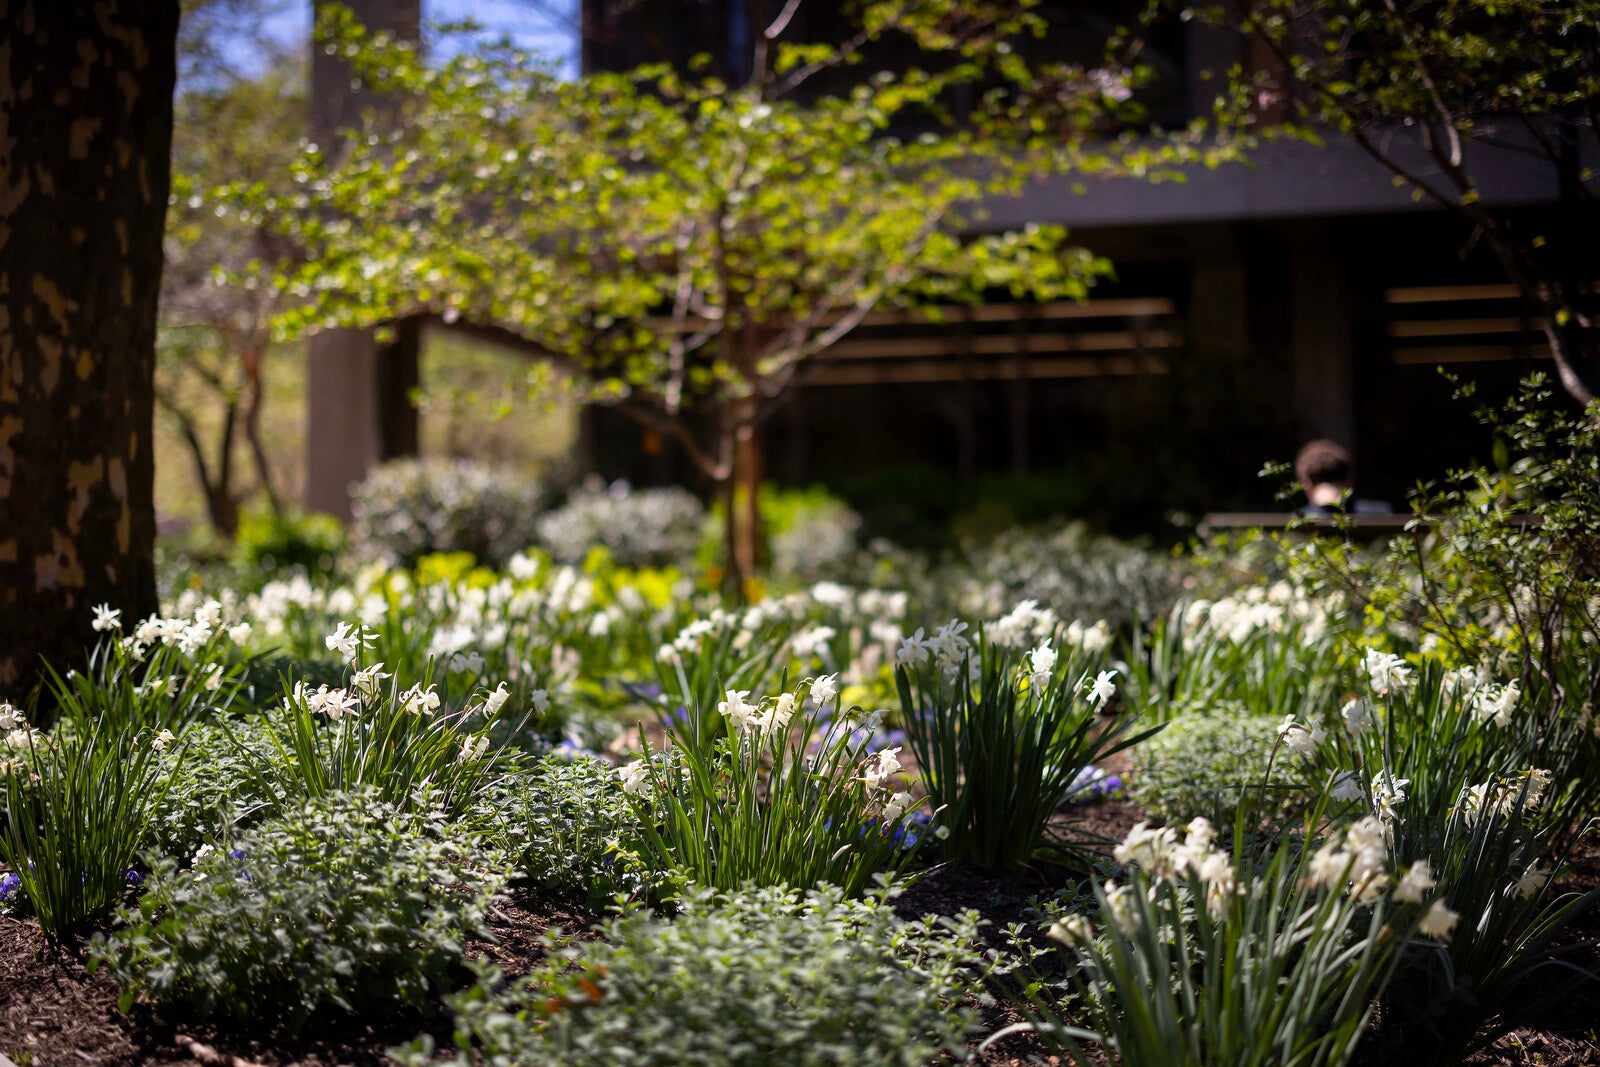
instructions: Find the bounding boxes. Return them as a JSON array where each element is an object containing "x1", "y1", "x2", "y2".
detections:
[{"x1": 0, "y1": 873, "x2": 20, "y2": 902}]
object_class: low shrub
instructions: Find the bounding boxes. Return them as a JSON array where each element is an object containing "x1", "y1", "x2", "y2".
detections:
[
  {"x1": 1130, "y1": 707, "x2": 1292, "y2": 826},
  {"x1": 948, "y1": 522, "x2": 1191, "y2": 634},
  {"x1": 349, "y1": 457, "x2": 541, "y2": 568},
  {"x1": 403, "y1": 882, "x2": 986, "y2": 1067},
  {"x1": 232, "y1": 508, "x2": 346, "y2": 578},
  {"x1": 91, "y1": 789, "x2": 506, "y2": 1026},
  {"x1": 144, "y1": 717, "x2": 282, "y2": 861},
  {"x1": 477, "y1": 752, "x2": 649, "y2": 900},
  {"x1": 765, "y1": 485, "x2": 862, "y2": 582},
  {"x1": 537, "y1": 480, "x2": 705, "y2": 568}
]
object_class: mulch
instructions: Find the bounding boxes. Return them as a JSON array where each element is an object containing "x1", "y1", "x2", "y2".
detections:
[
  {"x1": 0, "y1": 885, "x2": 594, "y2": 1067},
  {"x1": 2, "y1": 800, "x2": 1596, "y2": 1066}
]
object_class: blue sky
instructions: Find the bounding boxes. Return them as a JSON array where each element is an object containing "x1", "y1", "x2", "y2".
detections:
[{"x1": 244, "y1": 0, "x2": 580, "y2": 76}]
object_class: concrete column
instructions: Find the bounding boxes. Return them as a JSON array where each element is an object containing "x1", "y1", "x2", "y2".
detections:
[
  {"x1": 1289, "y1": 230, "x2": 1355, "y2": 447},
  {"x1": 306, "y1": 330, "x2": 384, "y2": 515},
  {"x1": 1186, "y1": 229, "x2": 1251, "y2": 372},
  {"x1": 305, "y1": 0, "x2": 421, "y2": 518}
]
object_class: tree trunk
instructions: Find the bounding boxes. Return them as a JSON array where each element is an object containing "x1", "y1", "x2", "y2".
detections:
[
  {"x1": 241, "y1": 344, "x2": 282, "y2": 514},
  {"x1": 732, "y1": 405, "x2": 764, "y2": 584},
  {"x1": 0, "y1": 0, "x2": 178, "y2": 692}
]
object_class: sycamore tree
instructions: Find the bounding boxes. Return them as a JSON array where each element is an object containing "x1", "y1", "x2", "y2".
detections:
[
  {"x1": 265, "y1": 2, "x2": 1239, "y2": 584},
  {"x1": 1191, "y1": 0, "x2": 1600, "y2": 407},
  {"x1": 0, "y1": 0, "x2": 179, "y2": 691}
]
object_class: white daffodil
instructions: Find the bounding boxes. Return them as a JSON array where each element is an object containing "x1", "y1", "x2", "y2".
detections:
[
  {"x1": 1515, "y1": 865, "x2": 1551, "y2": 899},
  {"x1": 1340, "y1": 698, "x2": 1375, "y2": 737},
  {"x1": 483, "y1": 682, "x2": 511, "y2": 717},
  {"x1": 1393, "y1": 860, "x2": 1436, "y2": 904},
  {"x1": 1046, "y1": 915, "x2": 1094, "y2": 946},
  {"x1": 1085, "y1": 669, "x2": 1118, "y2": 709},
  {"x1": 811, "y1": 674, "x2": 839, "y2": 707},
  {"x1": 1362, "y1": 649, "x2": 1415, "y2": 696},
  {"x1": 895, "y1": 629, "x2": 930, "y2": 667},
  {"x1": 1278, "y1": 715, "x2": 1326, "y2": 757},
  {"x1": 1418, "y1": 899, "x2": 1460, "y2": 943},
  {"x1": 1329, "y1": 771, "x2": 1364, "y2": 803},
  {"x1": 619, "y1": 759, "x2": 650, "y2": 794}
]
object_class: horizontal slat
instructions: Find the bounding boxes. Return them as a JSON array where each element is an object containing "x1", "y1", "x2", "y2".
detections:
[
  {"x1": 1388, "y1": 317, "x2": 1540, "y2": 338},
  {"x1": 854, "y1": 297, "x2": 1178, "y2": 327},
  {"x1": 645, "y1": 297, "x2": 1179, "y2": 333},
  {"x1": 805, "y1": 354, "x2": 1168, "y2": 385},
  {"x1": 828, "y1": 328, "x2": 1182, "y2": 359},
  {"x1": 1392, "y1": 344, "x2": 1550, "y2": 365},
  {"x1": 1384, "y1": 283, "x2": 1522, "y2": 304}
]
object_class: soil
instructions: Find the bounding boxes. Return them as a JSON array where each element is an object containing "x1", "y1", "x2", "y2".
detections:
[{"x1": 2, "y1": 795, "x2": 1596, "y2": 1066}]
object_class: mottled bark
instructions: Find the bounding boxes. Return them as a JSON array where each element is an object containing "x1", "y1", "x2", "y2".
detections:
[{"x1": 0, "y1": 0, "x2": 178, "y2": 692}]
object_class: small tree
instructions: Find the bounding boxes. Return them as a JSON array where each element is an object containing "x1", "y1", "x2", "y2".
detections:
[
  {"x1": 160, "y1": 57, "x2": 304, "y2": 537},
  {"x1": 1192, "y1": 0, "x2": 1600, "y2": 406},
  {"x1": 270, "y1": 3, "x2": 1238, "y2": 583}
]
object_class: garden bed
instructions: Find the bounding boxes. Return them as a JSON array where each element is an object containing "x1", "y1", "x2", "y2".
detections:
[{"x1": 5, "y1": 811, "x2": 1596, "y2": 1066}]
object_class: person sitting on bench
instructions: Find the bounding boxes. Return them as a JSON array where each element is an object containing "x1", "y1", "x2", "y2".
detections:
[{"x1": 1295, "y1": 439, "x2": 1391, "y2": 517}]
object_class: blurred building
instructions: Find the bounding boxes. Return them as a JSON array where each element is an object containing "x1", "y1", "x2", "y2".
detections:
[{"x1": 578, "y1": 0, "x2": 1578, "y2": 536}]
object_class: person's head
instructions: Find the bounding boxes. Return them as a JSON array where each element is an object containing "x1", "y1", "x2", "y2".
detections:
[{"x1": 1295, "y1": 439, "x2": 1353, "y2": 505}]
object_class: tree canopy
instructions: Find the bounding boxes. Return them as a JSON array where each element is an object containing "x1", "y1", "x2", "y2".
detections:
[
  {"x1": 1192, "y1": 0, "x2": 1600, "y2": 406},
  {"x1": 253, "y1": 1, "x2": 1240, "y2": 579}
]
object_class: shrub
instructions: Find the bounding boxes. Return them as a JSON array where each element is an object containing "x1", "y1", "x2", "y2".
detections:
[
  {"x1": 765, "y1": 485, "x2": 862, "y2": 582},
  {"x1": 91, "y1": 789, "x2": 506, "y2": 1026},
  {"x1": 403, "y1": 882, "x2": 986, "y2": 1067},
  {"x1": 948, "y1": 522, "x2": 1191, "y2": 634},
  {"x1": 537, "y1": 480, "x2": 705, "y2": 568},
  {"x1": 477, "y1": 753, "x2": 649, "y2": 900},
  {"x1": 232, "y1": 507, "x2": 345, "y2": 578},
  {"x1": 350, "y1": 457, "x2": 541, "y2": 568},
  {"x1": 1130, "y1": 707, "x2": 1291, "y2": 826},
  {"x1": 144, "y1": 717, "x2": 283, "y2": 861}
]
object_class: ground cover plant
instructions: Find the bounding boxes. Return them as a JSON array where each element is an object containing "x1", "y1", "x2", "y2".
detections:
[
  {"x1": 90, "y1": 789, "x2": 506, "y2": 1027},
  {"x1": 402, "y1": 882, "x2": 990, "y2": 1067}
]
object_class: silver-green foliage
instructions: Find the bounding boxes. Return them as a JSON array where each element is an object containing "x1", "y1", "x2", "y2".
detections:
[
  {"x1": 536, "y1": 481, "x2": 707, "y2": 569},
  {"x1": 349, "y1": 457, "x2": 542, "y2": 568},
  {"x1": 476, "y1": 753, "x2": 650, "y2": 900},
  {"x1": 1131, "y1": 708, "x2": 1293, "y2": 825},
  {"x1": 144, "y1": 717, "x2": 282, "y2": 859},
  {"x1": 404, "y1": 882, "x2": 986, "y2": 1067},
  {"x1": 91, "y1": 789, "x2": 506, "y2": 1026}
]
